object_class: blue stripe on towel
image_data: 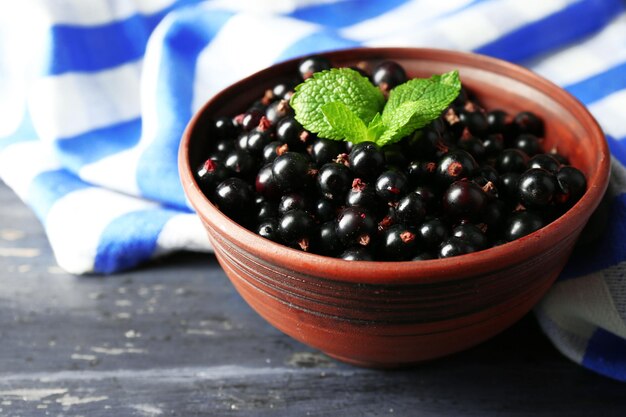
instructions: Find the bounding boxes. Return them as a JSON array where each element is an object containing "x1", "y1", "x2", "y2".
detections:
[
  {"x1": 583, "y1": 327, "x2": 626, "y2": 382},
  {"x1": 475, "y1": 0, "x2": 625, "y2": 63},
  {"x1": 43, "y1": 0, "x2": 204, "y2": 75},
  {"x1": 288, "y1": 0, "x2": 412, "y2": 28},
  {"x1": 135, "y1": 9, "x2": 233, "y2": 208},
  {"x1": 27, "y1": 169, "x2": 91, "y2": 223},
  {"x1": 94, "y1": 208, "x2": 177, "y2": 274},
  {"x1": 565, "y1": 61, "x2": 626, "y2": 105},
  {"x1": 55, "y1": 118, "x2": 142, "y2": 170}
]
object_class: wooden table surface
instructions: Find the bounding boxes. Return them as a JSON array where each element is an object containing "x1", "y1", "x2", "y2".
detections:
[{"x1": 0, "y1": 179, "x2": 624, "y2": 416}]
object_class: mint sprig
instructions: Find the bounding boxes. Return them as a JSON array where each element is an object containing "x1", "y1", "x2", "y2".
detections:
[{"x1": 290, "y1": 68, "x2": 461, "y2": 147}]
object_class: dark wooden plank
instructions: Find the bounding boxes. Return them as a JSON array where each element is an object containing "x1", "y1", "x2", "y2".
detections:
[{"x1": 0, "y1": 179, "x2": 624, "y2": 417}]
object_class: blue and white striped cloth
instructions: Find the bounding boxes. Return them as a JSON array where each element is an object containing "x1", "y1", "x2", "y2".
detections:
[{"x1": 1, "y1": 0, "x2": 625, "y2": 381}]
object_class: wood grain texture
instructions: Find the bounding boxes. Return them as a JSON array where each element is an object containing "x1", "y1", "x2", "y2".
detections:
[{"x1": 0, "y1": 180, "x2": 624, "y2": 417}]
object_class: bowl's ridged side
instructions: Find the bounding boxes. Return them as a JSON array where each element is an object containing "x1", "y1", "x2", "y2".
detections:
[{"x1": 204, "y1": 221, "x2": 580, "y2": 366}]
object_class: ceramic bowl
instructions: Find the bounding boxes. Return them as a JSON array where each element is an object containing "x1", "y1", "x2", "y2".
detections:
[{"x1": 179, "y1": 48, "x2": 610, "y2": 367}]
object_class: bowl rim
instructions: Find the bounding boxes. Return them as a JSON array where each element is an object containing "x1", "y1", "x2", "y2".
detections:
[{"x1": 179, "y1": 47, "x2": 610, "y2": 285}]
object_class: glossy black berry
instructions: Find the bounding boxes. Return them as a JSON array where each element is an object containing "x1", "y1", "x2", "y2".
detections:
[
  {"x1": 346, "y1": 179, "x2": 380, "y2": 211},
  {"x1": 442, "y1": 180, "x2": 487, "y2": 221},
  {"x1": 482, "y1": 134, "x2": 505, "y2": 158},
  {"x1": 349, "y1": 141, "x2": 385, "y2": 180},
  {"x1": 496, "y1": 148, "x2": 529, "y2": 173},
  {"x1": 486, "y1": 109, "x2": 512, "y2": 134},
  {"x1": 278, "y1": 193, "x2": 309, "y2": 215},
  {"x1": 436, "y1": 149, "x2": 478, "y2": 185},
  {"x1": 256, "y1": 197, "x2": 278, "y2": 222},
  {"x1": 317, "y1": 163, "x2": 353, "y2": 201},
  {"x1": 412, "y1": 252, "x2": 436, "y2": 261},
  {"x1": 315, "y1": 198, "x2": 337, "y2": 223},
  {"x1": 418, "y1": 218, "x2": 449, "y2": 250},
  {"x1": 381, "y1": 225, "x2": 419, "y2": 261},
  {"x1": 257, "y1": 219, "x2": 280, "y2": 242},
  {"x1": 556, "y1": 166, "x2": 587, "y2": 206},
  {"x1": 499, "y1": 172, "x2": 520, "y2": 205},
  {"x1": 317, "y1": 221, "x2": 344, "y2": 256},
  {"x1": 372, "y1": 61, "x2": 407, "y2": 91},
  {"x1": 255, "y1": 163, "x2": 279, "y2": 199},
  {"x1": 276, "y1": 117, "x2": 305, "y2": 148},
  {"x1": 459, "y1": 109, "x2": 488, "y2": 136},
  {"x1": 514, "y1": 133, "x2": 541, "y2": 156},
  {"x1": 224, "y1": 150, "x2": 257, "y2": 179},
  {"x1": 504, "y1": 211, "x2": 544, "y2": 241},
  {"x1": 336, "y1": 207, "x2": 377, "y2": 247},
  {"x1": 241, "y1": 110, "x2": 264, "y2": 131},
  {"x1": 262, "y1": 141, "x2": 287, "y2": 164},
  {"x1": 309, "y1": 137, "x2": 343, "y2": 165},
  {"x1": 514, "y1": 111, "x2": 544, "y2": 137},
  {"x1": 396, "y1": 193, "x2": 427, "y2": 227},
  {"x1": 196, "y1": 159, "x2": 230, "y2": 195},
  {"x1": 528, "y1": 153, "x2": 561, "y2": 173},
  {"x1": 518, "y1": 168, "x2": 557, "y2": 209},
  {"x1": 271, "y1": 152, "x2": 315, "y2": 192},
  {"x1": 265, "y1": 99, "x2": 293, "y2": 124},
  {"x1": 278, "y1": 209, "x2": 315, "y2": 251},
  {"x1": 375, "y1": 170, "x2": 409, "y2": 203},
  {"x1": 452, "y1": 223, "x2": 489, "y2": 250},
  {"x1": 246, "y1": 129, "x2": 272, "y2": 156},
  {"x1": 406, "y1": 160, "x2": 437, "y2": 186},
  {"x1": 213, "y1": 116, "x2": 237, "y2": 140},
  {"x1": 341, "y1": 247, "x2": 374, "y2": 261},
  {"x1": 439, "y1": 237, "x2": 477, "y2": 258},
  {"x1": 298, "y1": 55, "x2": 331, "y2": 79},
  {"x1": 213, "y1": 178, "x2": 254, "y2": 223}
]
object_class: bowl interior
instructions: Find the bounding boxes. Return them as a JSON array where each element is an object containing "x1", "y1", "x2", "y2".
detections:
[{"x1": 181, "y1": 47, "x2": 609, "y2": 284}]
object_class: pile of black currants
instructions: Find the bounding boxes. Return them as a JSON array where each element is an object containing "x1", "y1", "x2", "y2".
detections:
[{"x1": 195, "y1": 56, "x2": 587, "y2": 261}]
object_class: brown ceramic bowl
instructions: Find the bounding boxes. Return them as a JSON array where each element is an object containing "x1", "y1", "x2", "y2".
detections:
[{"x1": 179, "y1": 48, "x2": 609, "y2": 368}]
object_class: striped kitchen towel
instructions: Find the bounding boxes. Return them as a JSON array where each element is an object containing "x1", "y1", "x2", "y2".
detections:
[{"x1": 0, "y1": 0, "x2": 625, "y2": 381}]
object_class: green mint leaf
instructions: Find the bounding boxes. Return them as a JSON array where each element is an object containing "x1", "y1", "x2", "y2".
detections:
[
  {"x1": 366, "y1": 113, "x2": 386, "y2": 141},
  {"x1": 378, "y1": 70, "x2": 461, "y2": 146},
  {"x1": 320, "y1": 102, "x2": 369, "y2": 143},
  {"x1": 291, "y1": 68, "x2": 385, "y2": 140}
]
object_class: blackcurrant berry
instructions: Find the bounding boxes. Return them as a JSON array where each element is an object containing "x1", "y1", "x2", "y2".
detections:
[
  {"x1": 278, "y1": 209, "x2": 315, "y2": 251},
  {"x1": 518, "y1": 168, "x2": 557, "y2": 209},
  {"x1": 418, "y1": 218, "x2": 449, "y2": 250},
  {"x1": 309, "y1": 137, "x2": 343, "y2": 166},
  {"x1": 213, "y1": 116, "x2": 237, "y2": 140},
  {"x1": 298, "y1": 55, "x2": 331, "y2": 79},
  {"x1": 381, "y1": 225, "x2": 419, "y2": 261},
  {"x1": 317, "y1": 162, "x2": 353, "y2": 201},
  {"x1": 272, "y1": 152, "x2": 315, "y2": 192},
  {"x1": 556, "y1": 166, "x2": 587, "y2": 206},
  {"x1": 336, "y1": 207, "x2": 377, "y2": 247},
  {"x1": 496, "y1": 148, "x2": 529, "y2": 173},
  {"x1": 375, "y1": 170, "x2": 409, "y2": 203},
  {"x1": 341, "y1": 247, "x2": 374, "y2": 261},
  {"x1": 439, "y1": 237, "x2": 477, "y2": 258},
  {"x1": 372, "y1": 60, "x2": 407, "y2": 91},
  {"x1": 257, "y1": 219, "x2": 281, "y2": 242},
  {"x1": 196, "y1": 159, "x2": 230, "y2": 195},
  {"x1": 452, "y1": 223, "x2": 489, "y2": 250},
  {"x1": 504, "y1": 211, "x2": 544, "y2": 241},
  {"x1": 528, "y1": 153, "x2": 561, "y2": 173},
  {"x1": 442, "y1": 180, "x2": 487, "y2": 221},
  {"x1": 436, "y1": 149, "x2": 478, "y2": 185},
  {"x1": 514, "y1": 133, "x2": 541, "y2": 156},
  {"x1": 396, "y1": 193, "x2": 427, "y2": 227},
  {"x1": 213, "y1": 178, "x2": 254, "y2": 223},
  {"x1": 349, "y1": 141, "x2": 385, "y2": 180},
  {"x1": 514, "y1": 111, "x2": 544, "y2": 137}
]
